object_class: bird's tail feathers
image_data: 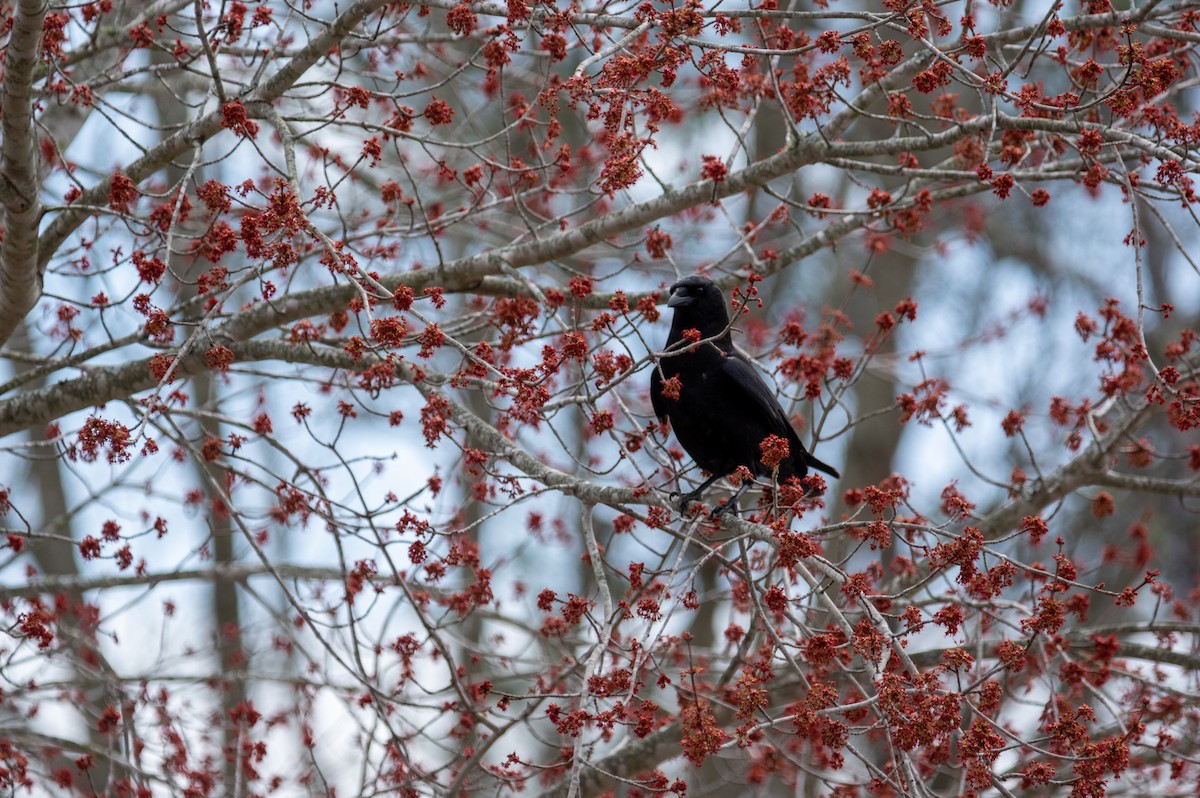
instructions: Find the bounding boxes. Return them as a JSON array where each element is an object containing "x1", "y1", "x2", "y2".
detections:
[{"x1": 804, "y1": 451, "x2": 840, "y2": 480}]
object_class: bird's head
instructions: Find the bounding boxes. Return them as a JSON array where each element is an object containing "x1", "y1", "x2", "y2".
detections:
[{"x1": 666, "y1": 275, "x2": 731, "y2": 339}]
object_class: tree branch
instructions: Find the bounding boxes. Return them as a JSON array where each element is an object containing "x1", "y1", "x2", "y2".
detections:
[
  {"x1": 32, "y1": 0, "x2": 392, "y2": 283},
  {"x1": 0, "y1": 0, "x2": 48, "y2": 347},
  {"x1": 0, "y1": 119, "x2": 1121, "y2": 438},
  {"x1": 980, "y1": 400, "x2": 1159, "y2": 537},
  {"x1": 1094, "y1": 469, "x2": 1200, "y2": 498},
  {"x1": 0, "y1": 563, "x2": 346, "y2": 601}
]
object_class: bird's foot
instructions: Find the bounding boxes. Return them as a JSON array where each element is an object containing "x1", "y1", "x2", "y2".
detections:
[
  {"x1": 670, "y1": 490, "x2": 704, "y2": 514},
  {"x1": 670, "y1": 491, "x2": 740, "y2": 520},
  {"x1": 708, "y1": 498, "x2": 740, "y2": 520}
]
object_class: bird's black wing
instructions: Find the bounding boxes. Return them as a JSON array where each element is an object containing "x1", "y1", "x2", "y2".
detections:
[
  {"x1": 720, "y1": 353, "x2": 795, "y2": 435},
  {"x1": 720, "y1": 353, "x2": 839, "y2": 478}
]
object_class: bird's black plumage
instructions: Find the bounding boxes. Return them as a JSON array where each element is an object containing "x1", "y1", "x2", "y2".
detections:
[{"x1": 650, "y1": 275, "x2": 839, "y2": 514}]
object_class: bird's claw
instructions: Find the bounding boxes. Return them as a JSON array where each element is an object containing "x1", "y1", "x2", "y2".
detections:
[
  {"x1": 672, "y1": 490, "x2": 702, "y2": 514},
  {"x1": 672, "y1": 491, "x2": 740, "y2": 520},
  {"x1": 708, "y1": 500, "x2": 739, "y2": 520}
]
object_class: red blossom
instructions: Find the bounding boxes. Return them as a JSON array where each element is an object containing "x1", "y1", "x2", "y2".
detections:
[
  {"x1": 220, "y1": 99, "x2": 260, "y2": 139},
  {"x1": 646, "y1": 227, "x2": 672, "y2": 259},
  {"x1": 679, "y1": 700, "x2": 728, "y2": 767},
  {"x1": 589, "y1": 410, "x2": 614, "y2": 435},
  {"x1": 417, "y1": 324, "x2": 445, "y2": 358},
  {"x1": 1091, "y1": 491, "x2": 1116, "y2": 517},
  {"x1": 423, "y1": 286, "x2": 446, "y2": 308},
  {"x1": 568, "y1": 277, "x2": 593, "y2": 299},
  {"x1": 1001, "y1": 410, "x2": 1025, "y2": 437},
  {"x1": 78, "y1": 536, "x2": 102, "y2": 560},
  {"x1": 361, "y1": 136, "x2": 382, "y2": 166},
  {"x1": 445, "y1": 3, "x2": 478, "y2": 34},
  {"x1": 393, "y1": 285, "x2": 415, "y2": 310},
  {"x1": 932, "y1": 603, "x2": 965, "y2": 635},
  {"x1": 893, "y1": 297, "x2": 917, "y2": 321},
  {"x1": 420, "y1": 395, "x2": 453, "y2": 447},
  {"x1": 371, "y1": 317, "x2": 408, "y2": 347},
  {"x1": 149, "y1": 191, "x2": 192, "y2": 231},
  {"x1": 542, "y1": 32, "x2": 567, "y2": 61},
  {"x1": 423, "y1": 97, "x2": 455, "y2": 125},
  {"x1": 129, "y1": 21, "x2": 157, "y2": 47},
  {"x1": 1077, "y1": 128, "x2": 1104, "y2": 156},
  {"x1": 97, "y1": 705, "x2": 121, "y2": 734},
  {"x1": 76, "y1": 417, "x2": 133, "y2": 464},
  {"x1": 560, "y1": 331, "x2": 588, "y2": 361},
  {"x1": 758, "y1": 434, "x2": 790, "y2": 470},
  {"x1": 41, "y1": 13, "x2": 72, "y2": 59},
  {"x1": 700, "y1": 155, "x2": 728, "y2": 182},
  {"x1": 636, "y1": 295, "x2": 661, "y2": 322},
  {"x1": 108, "y1": 171, "x2": 138, "y2": 212},
  {"x1": 205, "y1": 345, "x2": 235, "y2": 372}
]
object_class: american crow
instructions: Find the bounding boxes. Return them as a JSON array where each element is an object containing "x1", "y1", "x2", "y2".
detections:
[{"x1": 650, "y1": 275, "x2": 839, "y2": 515}]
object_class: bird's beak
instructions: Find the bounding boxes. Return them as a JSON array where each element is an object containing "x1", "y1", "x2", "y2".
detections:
[{"x1": 667, "y1": 291, "x2": 691, "y2": 308}]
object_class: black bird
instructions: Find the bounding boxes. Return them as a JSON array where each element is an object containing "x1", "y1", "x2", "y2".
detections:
[{"x1": 650, "y1": 275, "x2": 839, "y2": 515}]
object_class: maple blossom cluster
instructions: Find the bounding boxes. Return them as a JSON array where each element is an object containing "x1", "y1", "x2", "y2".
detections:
[{"x1": 0, "y1": 0, "x2": 1198, "y2": 796}]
